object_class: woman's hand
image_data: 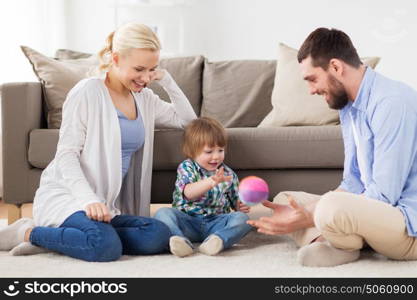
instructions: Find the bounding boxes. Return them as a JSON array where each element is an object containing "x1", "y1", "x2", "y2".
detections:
[
  {"x1": 85, "y1": 202, "x2": 111, "y2": 223},
  {"x1": 150, "y1": 69, "x2": 166, "y2": 81}
]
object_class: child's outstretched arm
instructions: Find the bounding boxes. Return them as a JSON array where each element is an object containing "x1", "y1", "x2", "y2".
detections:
[
  {"x1": 184, "y1": 167, "x2": 232, "y2": 201},
  {"x1": 228, "y1": 172, "x2": 251, "y2": 213}
]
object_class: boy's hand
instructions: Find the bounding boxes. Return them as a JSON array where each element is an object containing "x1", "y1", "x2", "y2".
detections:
[
  {"x1": 237, "y1": 200, "x2": 251, "y2": 213},
  {"x1": 210, "y1": 167, "x2": 233, "y2": 186}
]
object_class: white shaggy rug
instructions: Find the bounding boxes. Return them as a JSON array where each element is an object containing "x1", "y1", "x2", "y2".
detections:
[
  {"x1": 2, "y1": 231, "x2": 417, "y2": 278},
  {"x1": 1, "y1": 205, "x2": 417, "y2": 278}
]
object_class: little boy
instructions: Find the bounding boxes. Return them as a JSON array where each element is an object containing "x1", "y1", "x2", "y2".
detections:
[{"x1": 154, "y1": 117, "x2": 252, "y2": 257}]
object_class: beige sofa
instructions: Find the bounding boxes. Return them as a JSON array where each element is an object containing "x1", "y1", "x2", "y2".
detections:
[{"x1": 1, "y1": 51, "x2": 344, "y2": 211}]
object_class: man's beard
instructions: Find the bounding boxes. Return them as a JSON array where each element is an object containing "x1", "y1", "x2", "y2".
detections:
[{"x1": 326, "y1": 74, "x2": 349, "y2": 110}]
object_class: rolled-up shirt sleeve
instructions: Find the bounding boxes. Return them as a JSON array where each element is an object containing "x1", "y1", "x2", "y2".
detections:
[{"x1": 363, "y1": 97, "x2": 417, "y2": 205}]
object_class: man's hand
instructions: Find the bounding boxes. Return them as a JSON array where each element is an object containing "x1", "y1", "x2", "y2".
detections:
[
  {"x1": 85, "y1": 203, "x2": 111, "y2": 223},
  {"x1": 246, "y1": 195, "x2": 314, "y2": 235}
]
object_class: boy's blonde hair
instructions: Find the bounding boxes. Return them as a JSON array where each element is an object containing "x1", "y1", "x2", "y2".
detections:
[
  {"x1": 182, "y1": 117, "x2": 227, "y2": 159},
  {"x1": 97, "y1": 22, "x2": 161, "y2": 72}
]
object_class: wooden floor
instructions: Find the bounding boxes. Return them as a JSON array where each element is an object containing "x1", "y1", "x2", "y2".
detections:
[
  {"x1": 0, "y1": 199, "x2": 6, "y2": 219},
  {"x1": 0, "y1": 199, "x2": 33, "y2": 225},
  {"x1": 0, "y1": 199, "x2": 7, "y2": 227}
]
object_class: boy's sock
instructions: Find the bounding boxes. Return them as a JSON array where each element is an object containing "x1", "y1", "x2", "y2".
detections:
[
  {"x1": 10, "y1": 242, "x2": 50, "y2": 256},
  {"x1": 199, "y1": 234, "x2": 223, "y2": 256},
  {"x1": 169, "y1": 236, "x2": 194, "y2": 257},
  {"x1": 0, "y1": 218, "x2": 34, "y2": 250},
  {"x1": 297, "y1": 241, "x2": 360, "y2": 267}
]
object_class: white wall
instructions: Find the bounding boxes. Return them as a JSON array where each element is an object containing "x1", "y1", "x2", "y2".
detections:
[
  {"x1": 0, "y1": 0, "x2": 68, "y2": 83},
  {"x1": 64, "y1": 0, "x2": 115, "y2": 55},
  {"x1": 184, "y1": 0, "x2": 417, "y2": 88},
  {"x1": 63, "y1": 0, "x2": 417, "y2": 88},
  {"x1": 0, "y1": 0, "x2": 67, "y2": 197},
  {"x1": 1, "y1": 0, "x2": 416, "y2": 88}
]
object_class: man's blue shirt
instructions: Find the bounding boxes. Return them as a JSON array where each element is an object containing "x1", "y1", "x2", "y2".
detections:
[{"x1": 338, "y1": 67, "x2": 417, "y2": 236}]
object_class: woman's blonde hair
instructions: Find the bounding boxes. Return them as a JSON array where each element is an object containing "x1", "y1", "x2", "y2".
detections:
[
  {"x1": 97, "y1": 22, "x2": 161, "y2": 72},
  {"x1": 182, "y1": 117, "x2": 227, "y2": 159}
]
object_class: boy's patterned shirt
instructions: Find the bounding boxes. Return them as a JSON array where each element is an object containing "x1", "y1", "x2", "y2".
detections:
[{"x1": 173, "y1": 159, "x2": 240, "y2": 216}]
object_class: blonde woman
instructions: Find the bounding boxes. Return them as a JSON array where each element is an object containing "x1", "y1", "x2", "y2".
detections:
[{"x1": 0, "y1": 23, "x2": 197, "y2": 261}]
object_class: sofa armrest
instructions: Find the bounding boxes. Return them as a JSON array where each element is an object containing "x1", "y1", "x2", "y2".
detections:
[{"x1": 2, "y1": 82, "x2": 44, "y2": 205}]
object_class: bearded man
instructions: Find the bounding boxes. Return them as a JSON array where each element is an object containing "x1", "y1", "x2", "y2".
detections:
[{"x1": 248, "y1": 28, "x2": 417, "y2": 267}]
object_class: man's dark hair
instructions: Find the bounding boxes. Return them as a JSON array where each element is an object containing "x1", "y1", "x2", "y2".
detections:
[{"x1": 297, "y1": 28, "x2": 362, "y2": 69}]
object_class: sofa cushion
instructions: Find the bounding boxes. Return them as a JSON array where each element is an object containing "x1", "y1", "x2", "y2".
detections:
[
  {"x1": 29, "y1": 126, "x2": 344, "y2": 170},
  {"x1": 55, "y1": 49, "x2": 92, "y2": 59},
  {"x1": 258, "y1": 43, "x2": 380, "y2": 127},
  {"x1": 152, "y1": 126, "x2": 344, "y2": 170},
  {"x1": 201, "y1": 59, "x2": 276, "y2": 127},
  {"x1": 225, "y1": 126, "x2": 343, "y2": 169},
  {"x1": 21, "y1": 46, "x2": 205, "y2": 128},
  {"x1": 21, "y1": 46, "x2": 98, "y2": 129}
]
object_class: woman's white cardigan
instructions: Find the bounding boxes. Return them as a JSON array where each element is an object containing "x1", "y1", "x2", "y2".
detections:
[{"x1": 33, "y1": 72, "x2": 197, "y2": 227}]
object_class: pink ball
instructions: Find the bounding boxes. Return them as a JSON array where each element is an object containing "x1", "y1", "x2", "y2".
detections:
[{"x1": 238, "y1": 176, "x2": 269, "y2": 206}]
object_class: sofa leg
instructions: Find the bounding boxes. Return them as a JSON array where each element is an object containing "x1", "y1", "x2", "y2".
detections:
[{"x1": 0, "y1": 203, "x2": 21, "y2": 225}]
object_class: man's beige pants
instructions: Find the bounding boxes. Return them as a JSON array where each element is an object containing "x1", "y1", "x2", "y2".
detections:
[{"x1": 274, "y1": 191, "x2": 417, "y2": 260}]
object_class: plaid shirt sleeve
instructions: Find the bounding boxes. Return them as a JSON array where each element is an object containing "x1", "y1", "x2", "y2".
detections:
[
  {"x1": 226, "y1": 170, "x2": 240, "y2": 211},
  {"x1": 173, "y1": 160, "x2": 200, "y2": 205}
]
